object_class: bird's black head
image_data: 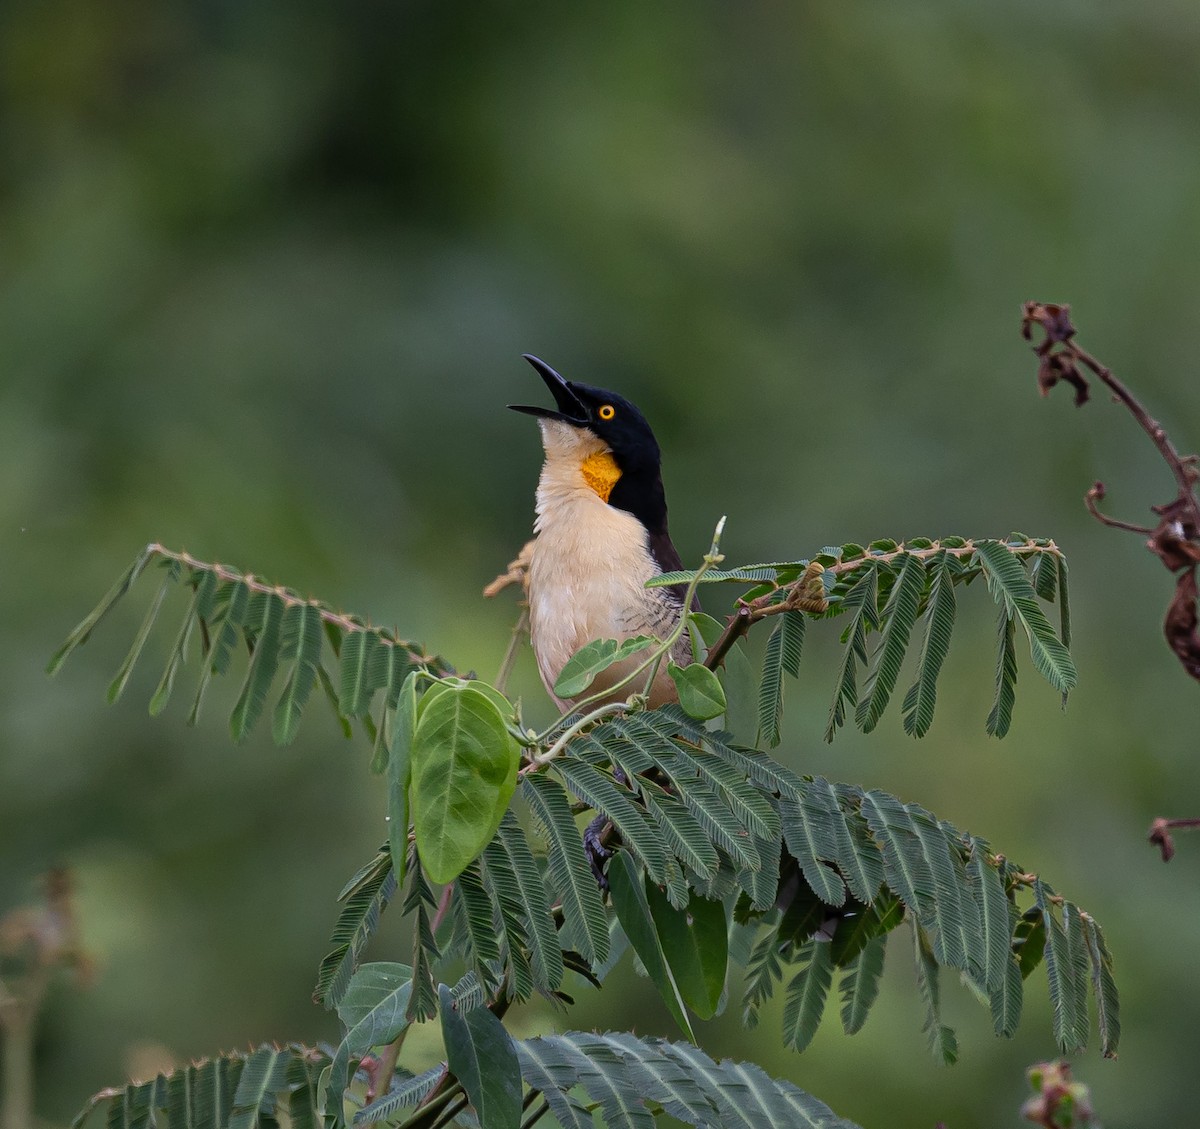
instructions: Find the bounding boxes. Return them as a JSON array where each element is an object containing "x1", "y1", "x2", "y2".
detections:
[
  {"x1": 509, "y1": 354, "x2": 662, "y2": 476},
  {"x1": 510, "y1": 354, "x2": 672, "y2": 535}
]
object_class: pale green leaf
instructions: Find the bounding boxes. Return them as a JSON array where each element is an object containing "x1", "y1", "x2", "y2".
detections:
[
  {"x1": 410, "y1": 683, "x2": 520, "y2": 884},
  {"x1": 553, "y1": 635, "x2": 657, "y2": 698},
  {"x1": 668, "y1": 660, "x2": 727, "y2": 720}
]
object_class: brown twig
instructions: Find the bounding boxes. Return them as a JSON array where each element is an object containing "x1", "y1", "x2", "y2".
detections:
[
  {"x1": 1083, "y1": 482, "x2": 1153, "y2": 535},
  {"x1": 1148, "y1": 817, "x2": 1200, "y2": 863},
  {"x1": 1022, "y1": 302, "x2": 1200, "y2": 685}
]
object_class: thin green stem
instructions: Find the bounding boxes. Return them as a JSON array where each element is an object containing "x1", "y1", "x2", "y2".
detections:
[{"x1": 525, "y1": 702, "x2": 630, "y2": 771}]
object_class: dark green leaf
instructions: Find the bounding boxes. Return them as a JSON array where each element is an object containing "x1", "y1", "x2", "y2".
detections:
[
  {"x1": 975, "y1": 540, "x2": 1076, "y2": 695},
  {"x1": 490, "y1": 813, "x2": 564, "y2": 992},
  {"x1": 48, "y1": 544, "x2": 156, "y2": 674},
  {"x1": 339, "y1": 630, "x2": 380, "y2": 718},
  {"x1": 271, "y1": 601, "x2": 324, "y2": 745},
  {"x1": 645, "y1": 885, "x2": 727, "y2": 1019},
  {"x1": 451, "y1": 859, "x2": 503, "y2": 992},
  {"x1": 554, "y1": 757, "x2": 670, "y2": 885},
  {"x1": 901, "y1": 551, "x2": 957, "y2": 738},
  {"x1": 328, "y1": 962, "x2": 414, "y2": 1108},
  {"x1": 985, "y1": 609, "x2": 1017, "y2": 738},
  {"x1": 314, "y1": 849, "x2": 397, "y2": 1010},
  {"x1": 230, "y1": 592, "x2": 286, "y2": 741},
  {"x1": 439, "y1": 982, "x2": 522, "y2": 1129},
  {"x1": 149, "y1": 570, "x2": 215, "y2": 716},
  {"x1": 912, "y1": 924, "x2": 958, "y2": 1066},
  {"x1": 352, "y1": 1063, "x2": 445, "y2": 1126},
  {"x1": 608, "y1": 851, "x2": 694, "y2": 1040},
  {"x1": 860, "y1": 791, "x2": 933, "y2": 922},
  {"x1": 189, "y1": 579, "x2": 250, "y2": 726},
  {"x1": 1081, "y1": 911, "x2": 1120, "y2": 1058},
  {"x1": 856, "y1": 553, "x2": 925, "y2": 732},
  {"x1": 648, "y1": 567, "x2": 779, "y2": 587},
  {"x1": 824, "y1": 565, "x2": 877, "y2": 742},
  {"x1": 387, "y1": 672, "x2": 419, "y2": 894}
]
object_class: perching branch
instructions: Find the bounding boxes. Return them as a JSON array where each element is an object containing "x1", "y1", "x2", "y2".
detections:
[{"x1": 1022, "y1": 301, "x2": 1200, "y2": 685}]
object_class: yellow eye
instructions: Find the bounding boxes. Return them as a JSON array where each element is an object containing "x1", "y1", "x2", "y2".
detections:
[{"x1": 598, "y1": 404, "x2": 615, "y2": 421}]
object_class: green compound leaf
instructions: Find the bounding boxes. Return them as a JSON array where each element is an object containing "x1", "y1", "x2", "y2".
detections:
[
  {"x1": 554, "y1": 635, "x2": 658, "y2": 699},
  {"x1": 522, "y1": 773, "x2": 610, "y2": 967},
  {"x1": 901, "y1": 550, "x2": 958, "y2": 738},
  {"x1": 856, "y1": 552, "x2": 925, "y2": 733},
  {"x1": 230, "y1": 591, "x2": 286, "y2": 741},
  {"x1": 411, "y1": 682, "x2": 520, "y2": 884},
  {"x1": 975, "y1": 539, "x2": 1076, "y2": 696},
  {"x1": 782, "y1": 941, "x2": 834, "y2": 1053},
  {"x1": 839, "y1": 937, "x2": 886, "y2": 1035},
  {"x1": 272, "y1": 601, "x2": 324, "y2": 745}
]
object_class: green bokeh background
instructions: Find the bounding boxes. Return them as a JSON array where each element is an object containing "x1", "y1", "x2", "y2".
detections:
[{"x1": 4, "y1": 2, "x2": 1200, "y2": 1125}]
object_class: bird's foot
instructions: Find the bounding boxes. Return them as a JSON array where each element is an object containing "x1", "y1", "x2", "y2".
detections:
[{"x1": 583, "y1": 815, "x2": 615, "y2": 890}]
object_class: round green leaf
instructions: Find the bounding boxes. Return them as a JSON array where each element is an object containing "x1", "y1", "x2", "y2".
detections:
[
  {"x1": 411, "y1": 684, "x2": 520, "y2": 884},
  {"x1": 668, "y1": 660, "x2": 727, "y2": 721}
]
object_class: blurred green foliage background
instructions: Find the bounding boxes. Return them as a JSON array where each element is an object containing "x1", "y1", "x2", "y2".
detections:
[{"x1": 4, "y1": 1, "x2": 1200, "y2": 1124}]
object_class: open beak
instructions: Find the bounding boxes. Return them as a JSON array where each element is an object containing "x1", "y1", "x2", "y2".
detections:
[{"x1": 508, "y1": 355, "x2": 588, "y2": 423}]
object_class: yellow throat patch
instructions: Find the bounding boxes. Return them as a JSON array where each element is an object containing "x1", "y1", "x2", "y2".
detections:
[{"x1": 580, "y1": 450, "x2": 621, "y2": 502}]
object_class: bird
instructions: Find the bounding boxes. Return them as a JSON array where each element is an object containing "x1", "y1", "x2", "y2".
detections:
[{"x1": 509, "y1": 354, "x2": 695, "y2": 711}]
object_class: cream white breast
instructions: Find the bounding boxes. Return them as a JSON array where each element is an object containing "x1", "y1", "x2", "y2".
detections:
[{"x1": 528, "y1": 420, "x2": 687, "y2": 710}]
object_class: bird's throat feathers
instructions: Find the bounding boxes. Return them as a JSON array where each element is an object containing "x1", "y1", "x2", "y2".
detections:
[
  {"x1": 535, "y1": 419, "x2": 622, "y2": 506},
  {"x1": 535, "y1": 417, "x2": 668, "y2": 534},
  {"x1": 580, "y1": 450, "x2": 621, "y2": 502}
]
